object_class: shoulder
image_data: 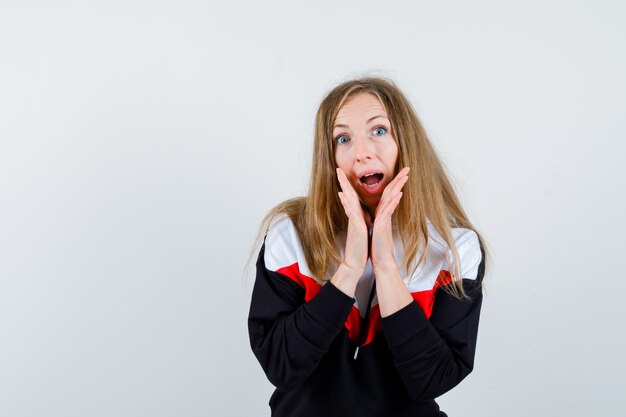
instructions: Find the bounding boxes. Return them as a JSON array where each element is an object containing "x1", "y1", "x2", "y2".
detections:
[
  {"x1": 428, "y1": 222, "x2": 483, "y2": 281},
  {"x1": 264, "y1": 214, "x2": 312, "y2": 277}
]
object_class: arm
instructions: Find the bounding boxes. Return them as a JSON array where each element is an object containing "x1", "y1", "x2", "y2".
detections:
[
  {"x1": 247, "y1": 243, "x2": 355, "y2": 391},
  {"x1": 380, "y1": 242, "x2": 486, "y2": 402},
  {"x1": 369, "y1": 167, "x2": 414, "y2": 318},
  {"x1": 249, "y1": 168, "x2": 369, "y2": 391},
  {"x1": 368, "y1": 166, "x2": 485, "y2": 400}
]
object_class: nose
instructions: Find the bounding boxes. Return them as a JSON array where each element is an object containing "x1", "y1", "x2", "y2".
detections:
[{"x1": 353, "y1": 135, "x2": 374, "y2": 162}]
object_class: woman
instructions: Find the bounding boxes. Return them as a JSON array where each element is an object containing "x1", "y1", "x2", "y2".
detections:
[{"x1": 248, "y1": 77, "x2": 487, "y2": 417}]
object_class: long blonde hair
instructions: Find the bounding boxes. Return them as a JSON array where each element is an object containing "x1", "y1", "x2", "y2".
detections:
[{"x1": 257, "y1": 77, "x2": 488, "y2": 298}]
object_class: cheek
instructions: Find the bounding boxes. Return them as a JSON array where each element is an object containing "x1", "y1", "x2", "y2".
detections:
[
  {"x1": 334, "y1": 149, "x2": 349, "y2": 170},
  {"x1": 377, "y1": 143, "x2": 398, "y2": 168},
  {"x1": 387, "y1": 142, "x2": 399, "y2": 168}
]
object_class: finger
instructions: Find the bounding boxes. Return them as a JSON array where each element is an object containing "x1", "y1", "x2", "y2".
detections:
[
  {"x1": 339, "y1": 191, "x2": 365, "y2": 224},
  {"x1": 378, "y1": 169, "x2": 409, "y2": 206},
  {"x1": 384, "y1": 166, "x2": 410, "y2": 189},
  {"x1": 336, "y1": 168, "x2": 352, "y2": 196},
  {"x1": 336, "y1": 168, "x2": 361, "y2": 203},
  {"x1": 336, "y1": 169, "x2": 354, "y2": 205},
  {"x1": 338, "y1": 192, "x2": 356, "y2": 217},
  {"x1": 383, "y1": 174, "x2": 409, "y2": 202},
  {"x1": 384, "y1": 167, "x2": 410, "y2": 197},
  {"x1": 388, "y1": 192, "x2": 404, "y2": 215},
  {"x1": 382, "y1": 167, "x2": 410, "y2": 202},
  {"x1": 337, "y1": 168, "x2": 360, "y2": 200},
  {"x1": 376, "y1": 191, "x2": 403, "y2": 220},
  {"x1": 379, "y1": 170, "x2": 409, "y2": 211}
]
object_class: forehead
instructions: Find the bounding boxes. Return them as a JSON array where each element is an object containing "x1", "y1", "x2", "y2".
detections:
[{"x1": 334, "y1": 93, "x2": 387, "y2": 125}]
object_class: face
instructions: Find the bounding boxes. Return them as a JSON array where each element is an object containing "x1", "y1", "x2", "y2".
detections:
[{"x1": 333, "y1": 93, "x2": 399, "y2": 210}]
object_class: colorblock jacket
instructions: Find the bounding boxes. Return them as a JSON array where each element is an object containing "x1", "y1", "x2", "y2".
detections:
[{"x1": 248, "y1": 215, "x2": 485, "y2": 417}]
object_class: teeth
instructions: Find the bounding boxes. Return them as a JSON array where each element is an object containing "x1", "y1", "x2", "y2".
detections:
[{"x1": 360, "y1": 172, "x2": 383, "y2": 188}]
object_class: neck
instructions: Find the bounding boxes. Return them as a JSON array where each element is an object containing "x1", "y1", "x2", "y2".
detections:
[{"x1": 364, "y1": 204, "x2": 376, "y2": 222}]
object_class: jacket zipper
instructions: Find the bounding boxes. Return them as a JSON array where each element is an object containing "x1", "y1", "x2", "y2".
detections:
[{"x1": 354, "y1": 280, "x2": 376, "y2": 360}]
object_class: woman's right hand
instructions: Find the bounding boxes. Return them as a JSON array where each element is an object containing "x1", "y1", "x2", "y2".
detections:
[{"x1": 335, "y1": 168, "x2": 369, "y2": 279}]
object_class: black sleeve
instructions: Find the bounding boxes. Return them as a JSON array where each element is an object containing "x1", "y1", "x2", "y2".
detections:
[
  {"x1": 247, "y1": 243, "x2": 355, "y2": 391},
  {"x1": 380, "y1": 242, "x2": 486, "y2": 402}
]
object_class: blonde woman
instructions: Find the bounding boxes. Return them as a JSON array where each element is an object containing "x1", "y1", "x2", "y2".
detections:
[{"x1": 248, "y1": 77, "x2": 487, "y2": 417}]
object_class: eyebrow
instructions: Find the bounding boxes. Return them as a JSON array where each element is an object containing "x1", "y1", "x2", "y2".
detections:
[{"x1": 333, "y1": 115, "x2": 388, "y2": 129}]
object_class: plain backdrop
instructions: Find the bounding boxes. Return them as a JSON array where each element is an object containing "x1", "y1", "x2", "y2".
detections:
[{"x1": 1, "y1": 1, "x2": 625, "y2": 416}]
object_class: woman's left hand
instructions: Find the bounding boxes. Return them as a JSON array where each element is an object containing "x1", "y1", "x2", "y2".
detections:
[{"x1": 370, "y1": 167, "x2": 410, "y2": 270}]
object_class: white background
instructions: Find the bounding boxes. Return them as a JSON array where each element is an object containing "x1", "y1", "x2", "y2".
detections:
[{"x1": 1, "y1": 1, "x2": 625, "y2": 416}]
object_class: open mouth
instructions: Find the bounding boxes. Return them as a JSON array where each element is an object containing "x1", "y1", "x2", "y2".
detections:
[{"x1": 359, "y1": 172, "x2": 384, "y2": 188}]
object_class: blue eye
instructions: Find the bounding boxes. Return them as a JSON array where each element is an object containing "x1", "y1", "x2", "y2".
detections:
[
  {"x1": 336, "y1": 135, "x2": 350, "y2": 145},
  {"x1": 373, "y1": 127, "x2": 387, "y2": 136}
]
